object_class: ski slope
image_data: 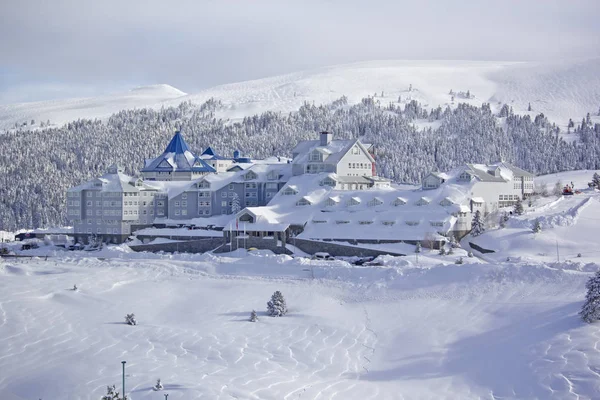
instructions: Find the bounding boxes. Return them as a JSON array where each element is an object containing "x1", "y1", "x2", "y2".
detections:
[{"x1": 1, "y1": 59, "x2": 599, "y2": 132}]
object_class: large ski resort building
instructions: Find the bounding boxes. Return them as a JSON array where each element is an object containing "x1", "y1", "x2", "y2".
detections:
[{"x1": 66, "y1": 131, "x2": 536, "y2": 251}]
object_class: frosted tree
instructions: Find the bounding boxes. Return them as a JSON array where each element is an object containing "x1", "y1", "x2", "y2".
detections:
[
  {"x1": 528, "y1": 102, "x2": 532, "y2": 111},
  {"x1": 415, "y1": 242, "x2": 421, "y2": 253},
  {"x1": 125, "y1": 313, "x2": 137, "y2": 326},
  {"x1": 267, "y1": 291, "x2": 287, "y2": 317},
  {"x1": 471, "y1": 210, "x2": 485, "y2": 236},
  {"x1": 499, "y1": 212, "x2": 509, "y2": 228},
  {"x1": 231, "y1": 192, "x2": 241, "y2": 214},
  {"x1": 553, "y1": 181, "x2": 563, "y2": 196},
  {"x1": 249, "y1": 310, "x2": 258, "y2": 322},
  {"x1": 532, "y1": 218, "x2": 542, "y2": 233},
  {"x1": 580, "y1": 271, "x2": 600, "y2": 323},
  {"x1": 513, "y1": 198, "x2": 524, "y2": 215},
  {"x1": 592, "y1": 172, "x2": 600, "y2": 188}
]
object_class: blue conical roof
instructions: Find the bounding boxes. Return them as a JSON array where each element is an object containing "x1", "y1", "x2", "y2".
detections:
[{"x1": 164, "y1": 131, "x2": 190, "y2": 154}]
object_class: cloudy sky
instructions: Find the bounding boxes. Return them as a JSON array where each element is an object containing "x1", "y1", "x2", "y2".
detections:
[{"x1": 1, "y1": 0, "x2": 598, "y2": 103}]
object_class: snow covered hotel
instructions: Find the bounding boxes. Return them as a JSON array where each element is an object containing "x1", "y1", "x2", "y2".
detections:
[{"x1": 66, "y1": 131, "x2": 535, "y2": 252}]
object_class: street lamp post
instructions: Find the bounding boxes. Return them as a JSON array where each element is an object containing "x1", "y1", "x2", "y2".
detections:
[
  {"x1": 164, "y1": 394, "x2": 169, "y2": 400},
  {"x1": 121, "y1": 361, "x2": 126, "y2": 398}
]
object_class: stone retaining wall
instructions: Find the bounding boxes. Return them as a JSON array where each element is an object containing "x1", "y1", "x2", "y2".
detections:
[
  {"x1": 292, "y1": 238, "x2": 405, "y2": 257},
  {"x1": 128, "y1": 238, "x2": 225, "y2": 254}
]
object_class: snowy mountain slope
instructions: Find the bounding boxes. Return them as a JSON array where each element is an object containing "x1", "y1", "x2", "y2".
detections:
[
  {"x1": 1, "y1": 59, "x2": 599, "y2": 132},
  {"x1": 0, "y1": 84, "x2": 187, "y2": 131},
  {"x1": 0, "y1": 250, "x2": 597, "y2": 399}
]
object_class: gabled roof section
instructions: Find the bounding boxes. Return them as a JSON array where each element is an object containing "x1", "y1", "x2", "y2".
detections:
[{"x1": 191, "y1": 157, "x2": 217, "y2": 173}]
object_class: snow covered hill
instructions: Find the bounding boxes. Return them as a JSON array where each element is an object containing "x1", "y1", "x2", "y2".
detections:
[
  {"x1": 0, "y1": 84, "x2": 187, "y2": 131},
  {"x1": 2, "y1": 59, "x2": 599, "y2": 132}
]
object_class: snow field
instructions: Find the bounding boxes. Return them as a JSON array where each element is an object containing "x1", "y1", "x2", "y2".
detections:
[{"x1": 0, "y1": 253, "x2": 599, "y2": 399}]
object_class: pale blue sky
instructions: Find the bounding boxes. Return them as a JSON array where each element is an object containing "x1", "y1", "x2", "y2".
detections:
[{"x1": 1, "y1": 0, "x2": 598, "y2": 103}]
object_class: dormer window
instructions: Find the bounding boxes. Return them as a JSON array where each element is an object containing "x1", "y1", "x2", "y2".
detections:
[
  {"x1": 351, "y1": 146, "x2": 360, "y2": 155},
  {"x1": 296, "y1": 197, "x2": 312, "y2": 206},
  {"x1": 309, "y1": 151, "x2": 322, "y2": 162},
  {"x1": 244, "y1": 171, "x2": 257, "y2": 181},
  {"x1": 282, "y1": 186, "x2": 298, "y2": 195},
  {"x1": 320, "y1": 177, "x2": 336, "y2": 187},
  {"x1": 267, "y1": 170, "x2": 278, "y2": 180}
]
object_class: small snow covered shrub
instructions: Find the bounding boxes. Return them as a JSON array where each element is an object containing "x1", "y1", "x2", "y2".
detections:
[
  {"x1": 249, "y1": 310, "x2": 258, "y2": 322},
  {"x1": 125, "y1": 313, "x2": 137, "y2": 326},
  {"x1": 532, "y1": 218, "x2": 542, "y2": 233},
  {"x1": 580, "y1": 271, "x2": 600, "y2": 323},
  {"x1": 455, "y1": 257, "x2": 464, "y2": 264},
  {"x1": 72, "y1": 284, "x2": 78, "y2": 291},
  {"x1": 468, "y1": 251, "x2": 474, "y2": 258},
  {"x1": 415, "y1": 242, "x2": 421, "y2": 253},
  {"x1": 101, "y1": 385, "x2": 120, "y2": 400},
  {"x1": 438, "y1": 247, "x2": 446, "y2": 256},
  {"x1": 447, "y1": 246, "x2": 455, "y2": 255},
  {"x1": 153, "y1": 379, "x2": 163, "y2": 391},
  {"x1": 267, "y1": 291, "x2": 287, "y2": 317}
]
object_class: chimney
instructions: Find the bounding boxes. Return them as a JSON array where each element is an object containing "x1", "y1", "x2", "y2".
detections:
[{"x1": 320, "y1": 131, "x2": 332, "y2": 146}]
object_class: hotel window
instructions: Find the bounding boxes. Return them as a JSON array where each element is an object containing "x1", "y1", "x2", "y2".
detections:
[
  {"x1": 221, "y1": 201, "x2": 227, "y2": 207},
  {"x1": 182, "y1": 201, "x2": 187, "y2": 207},
  {"x1": 182, "y1": 193, "x2": 187, "y2": 200}
]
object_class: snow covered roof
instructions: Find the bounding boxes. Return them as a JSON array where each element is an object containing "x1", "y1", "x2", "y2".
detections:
[
  {"x1": 291, "y1": 136, "x2": 374, "y2": 166},
  {"x1": 68, "y1": 170, "x2": 162, "y2": 193}
]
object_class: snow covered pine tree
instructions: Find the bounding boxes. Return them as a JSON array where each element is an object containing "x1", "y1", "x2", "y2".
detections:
[
  {"x1": 471, "y1": 210, "x2": 485, "y2": 236},
  {"x1": 250, "y1": 310, "x2": 258, "y2": 322},
  {"x1": 580, "y1": 271, "x2": 600, "y2": 323},
  {"x1": 267, "y1": 291, "x2": 287, "y2": 317},
  {"x1": 592, "y1": 172, "x2": 600, "y2": 189},
  {"x1": 513, "y1": 198, "x2": 524, "y2": 215}
]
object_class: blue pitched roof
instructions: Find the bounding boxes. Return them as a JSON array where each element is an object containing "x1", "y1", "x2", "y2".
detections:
[
  {"x1": 191, "y1": 157, "x2": 217, "y2": 173},
  {"x1": 200, "y1": 146, "x2": 229, "y2": 160},
  {"x1": 164, "y1": 131, "x2": 190, "y2": 154},
  {"x1": 201, "y1": 146, "x2": 217, "y2": 156},
  {"x1": 141, "y1": 131, "x2": 217, "y2": 173}
]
